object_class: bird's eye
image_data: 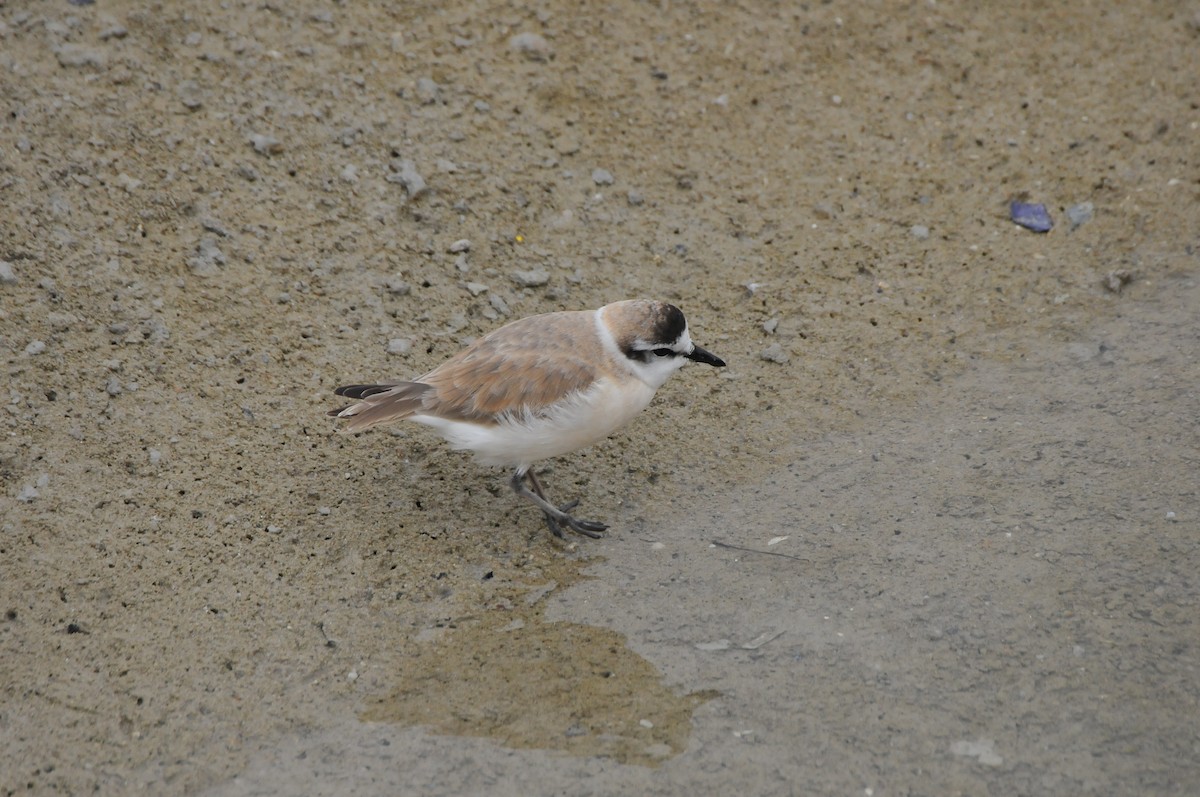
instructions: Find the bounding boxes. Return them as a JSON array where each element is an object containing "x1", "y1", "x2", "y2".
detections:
[{"x1": 652, "y1": 348, "x2": 674, "y2": 357}]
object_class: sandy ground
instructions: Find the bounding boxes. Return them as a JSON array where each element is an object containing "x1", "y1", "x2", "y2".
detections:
[{"x1": 2, "y1": 1, "x2": 1198, "y2": 794}]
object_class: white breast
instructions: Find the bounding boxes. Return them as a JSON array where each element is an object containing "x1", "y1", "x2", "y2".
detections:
[{"x1": 411, "y1": 376, "x2": 658, "y2": 469}]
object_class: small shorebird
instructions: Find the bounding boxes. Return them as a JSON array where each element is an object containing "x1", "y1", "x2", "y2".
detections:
[{"x1": 329, "y1": 299, "x2": 725, "y2": 538}]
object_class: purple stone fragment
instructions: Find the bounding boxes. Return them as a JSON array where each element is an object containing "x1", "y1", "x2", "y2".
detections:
[{"x1": 1010, "y1": 202, "x2": 1053, "y2": 233}]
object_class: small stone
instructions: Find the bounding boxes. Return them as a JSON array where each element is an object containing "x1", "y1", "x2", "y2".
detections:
[
  {"x1": 591, "y1": 168, "x2": 615, "y2": 186},
  {"x1": 188, "y1": 235, "x2": 226, "y2": 276},
  {"x1": 148, "y1": 449, "x2": 162, "y2": 465},
  {"x1": 0, "y1": 260, "x2": 16, "y2": 285},
  {"x1": 200, "y1": 218, "x2": 229, "y2": 237},
  {"x1": 910, "y1": 224, "x2": 930, "y2": 240},
  {"x1": 950, "y1": 739, "x2": 1003, "y2": 768},
  {"x1": 508, "y1": 32, "x2": 553, "y2": 61},
  {"x1": 387, "y1": 338, "x2": 412, "y2": 355},
  {"x1": 465, "y1": 282, "x2": 489, "y2": 296},
  {"x1": 384, "y1": 277, "x2": 411, "y2": 296},
  {"x1": 116, "y1": 173, "x2": 143, "y2": 192},
  {"x1": 1104, "y1": 269, "x2": 1133, "y2": 293},
  {"x1": 489, "y1": 294, "x2": 511, "y2": 316},
  {"x1": 760, "y1": 343, "x2": 790, "y2": 364},
  {"x1": 512, "y1": 268, "x2": 550, "y2": 287},
  {"x1": 627, "y1": 190, "x2": 644, "y2": 206},
  {"x1": 340, "y1": 164, "x2": 358, "y2": 183},
  {"x1": 47, "y1": 312, "x2": 76, "y2": 331},
  {"x1": 106, "y1": 377, "x2": 123, "y2": 396},
  {"x1": 249, "y1": 133, "x2": 283, "y2": 156},
  {"x1": 388, "y1": 160, "x2": 428, "y2": 198},
  {"x1": 24, "y1": 340, "x2": 46, "y2": 356},
  {"x1": 415, "y1": 77, "x2": 440, "y2": 104},
  {"x1": 813, "y1": 202, "x2": 837, "y2": 220},
  {"x1": 1010, "y1": 202, "x2": 1053, "y2": 233},
  {"x1": 55, "y1": 44, "x2": 107, "y2": 69},
  {"x1": 17, "y1": 485, "x2": 38, "y2": 503},
  {"x1": 448, "y1": 239, "x2": 471, "y2": 253},
  {"x1": 762, "y1": 318, "x2": 779, "y2": 334},
  {"x1": 1065, "y1": 201, "x2": 1094, "y2": 229},
  {"x1": 473, "y1": 99, "x2": 491, "y2": 113},
  {"x1": 100, "y1": 24, "x2": 128, "y2": 40}
]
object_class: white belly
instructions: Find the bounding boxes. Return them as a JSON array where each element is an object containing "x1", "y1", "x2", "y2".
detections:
[{"x1": 411, "y1": 377, "x2": 657, "y2": 469}]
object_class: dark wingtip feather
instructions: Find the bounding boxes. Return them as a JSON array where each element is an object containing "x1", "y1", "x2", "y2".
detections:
[{"x1": 334, "y1": 384, "x2": 394, "y2": 400}]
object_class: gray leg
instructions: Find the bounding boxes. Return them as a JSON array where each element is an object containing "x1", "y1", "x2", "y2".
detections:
[{"x1": 510, "y1": 469, "x2": 607, "y2": 539}]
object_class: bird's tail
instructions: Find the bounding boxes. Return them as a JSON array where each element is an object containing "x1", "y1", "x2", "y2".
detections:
[{"x1": 327, "y1": 382, "x2": 434, "y2": 432}]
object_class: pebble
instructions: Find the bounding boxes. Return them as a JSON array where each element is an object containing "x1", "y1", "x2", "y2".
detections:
[
  {"x1": 627, "y1": 190, "x2": 644, "y2": 206},
  {"x1": 388, "y1": 159, "x2": 428, "y2": 198},
  {"x1": 24, "y1": 340, "x2": 46, "y2": 356},
  {"x1": 0, "y1": 260, "x2": 16, "y2": 285},
  {"x1": 760, "y1": 343, "x2": 790, "y2": 364},
  {"x1": 148, "y1": 448, "x2": 162, "y2": 465},
  {"x1": 511, "y1": 268, "x2": 550, "y2": 287},
  {"x1": 201, "y1": 218, "x2": 230, "y2": 237},
  {"x1": 508, "y1": 32, "x2": 553, "y2": 61},
  {"x1": 762, "y1": 318, "x2": 779, "y2": 334},
  {"x1": 950, "y1": 739, "x2": 1003, "y2": 767},
  {"x1": 116, "y1": 173, "x2": 143, "y2": 192},
  {"x1": 17, "y1": 485, "x2": 38, "y2": 503},
  {"x1": 1010, "y1": 201, "x2": 1053, "y2": 233},
  {"x1": 448, "y1": 239, "x2": 471, "y2": 253},
  {"x1": 106, "y1": 377, "x2": 123, "y2": 396},
  {"x1": 592, "y1": 168, "x2": 614, "y2": 186},
  {"x1": 489, "y1": 294, "x2": 511, "y2": 316},
  {"x1": 384, "y1": 277, "x2": 411, "y2": 296},
  {"x1": 1065, "y1": 201, "x2": 1094, "y2": 229},
  {"x1": 387, "y1": 338, "x2": 412, "y2": 355},
  {"x1": 189, "y1": 235, "x2": 227, "y2": 276},
  {"x1": 465, "y1": 282, "x2": 489, "y2": 296},
  {"x1": 340, "y1": 164, "x2": 358, "y2": 183},
  {"x1": 249, "y1": 133, "x2": 283, "y2": 156},
  {"x1": 415, "y1": 77, "x2": 441, "y2": 104},
  {"x1": 813, "y1": 202, "x2": 837, "y2": 220},
  {"x1": 910, "y1": 224, "x2": 930, "y2": 240},
  {"x1": 55, "y1": 44, "x2": 107, "y2": 69},
  {"x1": 1104, "y1": 269, "x2": 1133, "y2": 293}
]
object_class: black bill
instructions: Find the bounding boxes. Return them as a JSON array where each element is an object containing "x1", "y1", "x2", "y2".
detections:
[{"x1": 685, "y1": 345, "x2": 726, "y2": 367}]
